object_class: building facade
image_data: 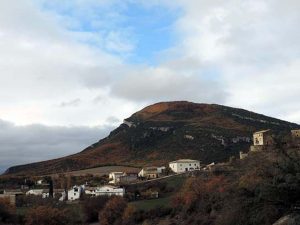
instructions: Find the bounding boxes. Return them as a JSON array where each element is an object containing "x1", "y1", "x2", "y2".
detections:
[
  {"x1": 291, "y1": 130, "x2": 300, "y2": 138},
  {"x1": 95, "y1": 185, "x2": 125, "y2": 197},
  {"x1": 109, "y1": 172, "x2": 125, "y2": 184},
  {"x1": 169, "y1": 159, "x2": 200, "y2": 173},
  {"x1": 138, "y1": 167, "x2": 161, "y2": 179},
  {"x1": 109, "y1": 172, "x2": 138, "y2": 184},
  {"x1": 68, "y1": 186, "x2": 84, "y2": 201},
  {"x1": 253, "y1": 130, "x2": 273, "y2": 146}
]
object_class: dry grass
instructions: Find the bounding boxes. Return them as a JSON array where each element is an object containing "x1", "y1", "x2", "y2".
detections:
[{"x1": 60, "y1": 166, "x2": 141, "y2": 177}]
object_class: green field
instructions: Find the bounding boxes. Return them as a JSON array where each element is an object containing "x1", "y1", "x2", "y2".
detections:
[
  {"x1": 129, "y1": 175, "x2": 187, "y2": 211},
  {"x1": 129, "y1": 196, "x2": 171, "y2": 211}
]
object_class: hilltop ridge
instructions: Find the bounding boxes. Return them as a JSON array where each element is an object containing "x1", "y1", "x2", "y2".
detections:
[{"x1": 5, "y1": 101, "x2": 300, "y2": 175}]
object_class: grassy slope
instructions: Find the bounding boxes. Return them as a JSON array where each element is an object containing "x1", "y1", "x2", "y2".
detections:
[{"x1": 129, "y1": 175, "x2": 187, "y2": 211}]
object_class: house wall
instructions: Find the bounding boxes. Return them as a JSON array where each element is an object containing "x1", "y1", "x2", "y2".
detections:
[
  {"x1": 139, "y1": 168, "x2": 160, "y2": 178},
  {"x1": 253, "y1": 133, "x2": 264, "y2": 145},
  {"x1": 68, "y1": 186, "x2": 83, "y2": 201},
  {"x1": 169, "y1": 163, "x2": 178, "y2": 173},
  {"x1": 146, "y1": 173, "x2": 158, "y2": 179},
  {"x1": 95, "y1": 187, "x2": 125, "y2": 197},
  {"x1": 292, "y1": 130, "x2": 300, "y2": 138},
  {"x1": 239, "y1": 151, "x2": 248, "y2": 159},
  {"x1": 119, "y1": 174, "x2": 138, "y2": 184},
  {"x1": 253, "y1": 132, "x2": 274, "y2": 146},
  {"x1": 169, "y1": 161, "x2": 200, "y2": 173}
]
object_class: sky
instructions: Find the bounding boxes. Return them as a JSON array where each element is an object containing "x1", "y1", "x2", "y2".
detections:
[{"x1": 0, "y1": 0, "x2": 300, "y2": 172}]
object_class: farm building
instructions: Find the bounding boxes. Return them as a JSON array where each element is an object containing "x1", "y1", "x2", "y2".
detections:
[
  {"x1": 109, "y1": 171, "x2": 138, "y2": 184},
  {"x1": 253, "y1": 130, "x2": 274, "y2": 146},
  {"x1": 67, "y1": 185, "x2": 84, "y2": 201},
  {"x1": 291, "y1": 130, "x2": 300, "y2": 138},
  {"x1": 169, "y1": 159, "x2": 200, "y2": 173},
  {"x1": 26, "y1": 189, "x2": 48, "y2": 198},
  {"x1": 95, "y1": 185, "x2": 125, "y2": 197},
  {"x1": 138, "y1": 167, "x2": 162, "y2": 179},
  {"x1": 109, "y1": 172, "x2": 124, "y2": 184}
]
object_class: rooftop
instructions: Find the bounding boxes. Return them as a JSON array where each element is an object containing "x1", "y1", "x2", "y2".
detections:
[
  {"x1": 254, "y1": 129, "x2": 271, "y2": 134},
  {"x1": 169, "y1": 159, "x2": 200, "y2": 164},
  {"x1": 110, "y1": 172, "x2": 124, "y2": 174}
]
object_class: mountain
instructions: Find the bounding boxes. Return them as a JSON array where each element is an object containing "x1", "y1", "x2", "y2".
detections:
[{"x1": 5, "y1": 101, "x2": 300, "y2": 175}]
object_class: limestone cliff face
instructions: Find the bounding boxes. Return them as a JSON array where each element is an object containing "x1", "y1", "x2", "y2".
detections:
[{"x1": 5, "y1": 101, "x2": 300, "y2": 175}]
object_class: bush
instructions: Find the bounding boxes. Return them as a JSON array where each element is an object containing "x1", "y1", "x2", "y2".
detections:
[
  {"x1": 99, "y1": 196, "x2": 127, "y2": 225},
  {"x1": 82, "y1": 196, "x2": 109, "y2": 223},
  {"x1": 25, "y1": 206, "x2": 69, "y2": 225},
  {"x1": 0, "y1": 198, "x2": 15, "y2": 223}
]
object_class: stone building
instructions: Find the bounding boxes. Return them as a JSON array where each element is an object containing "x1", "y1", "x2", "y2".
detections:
[
  {"x1": 169, "y1": 159, "x2": 200, "y2": 173},
  {"x1": 253, "y1": 130, "x2": 274, "y2": 146},
  {"x1": 138, "y1": 167, "x2": 162, "y2": 179},
  {"x1": 291, "y1": 129, "x2": 300, "y2": 146},
  {"x1": 291, "y1": 130, "x2": 300, "y2": 138},
  {"x1": 239, "y1": 151, "x2": 248, "y2": 159}
]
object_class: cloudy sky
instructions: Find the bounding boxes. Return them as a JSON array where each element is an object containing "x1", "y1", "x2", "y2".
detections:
[{"x1": 0, "y1": 0, "x2": 299, "y2": 172}]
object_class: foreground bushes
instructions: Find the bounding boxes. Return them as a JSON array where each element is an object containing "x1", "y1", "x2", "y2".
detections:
[
  {"x1": 99, "y1": 196, "x2": 127, "y2": 225},
  {"x1": 168, "y1": 149, "x2": 300, "y2": 225},
  {"x1": 0, "y1": 198, "x2": 16, "y2": 223},
  {"x1": 25, "y1": 206, "x2": 69, "y2": 225},
  {"x1": 82, "y1": 196, "x2": 109, "y2": 223}
]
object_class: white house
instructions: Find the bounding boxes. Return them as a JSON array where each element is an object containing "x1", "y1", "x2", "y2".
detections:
[
  {"x1": 157, "y1": 166, "x2": 166, "y2": 174},
  {"x1": 26, "y1": 189, "x2": 44, "y2": 196},
  {"x1": 26, "y1": 189, "x2": 50, "y2": 198},
  {"x1": 109, "y1": 172, "x2": 138, "y2": 184},
  {"x1": 68, "y1": 185, "x2": 84, "y2": 201},
  {"x1": 109, "y1": 172, "x2": 125, "y2": 184},
  {"x1": 138, "y1": 167, "x2": 161, "y2": 179},
  {"x1": 36, "y1": 179, "x2": 44, "y2": 185},
  {"x1": 169, "y1": 159, "x2": 200, "y2": 173},
  {"x1": 95, "y1": 185, "x2": 125, "y2": 197},
  {"x1": 85, "y1": 187, "x2": 97, "y2": 196}
]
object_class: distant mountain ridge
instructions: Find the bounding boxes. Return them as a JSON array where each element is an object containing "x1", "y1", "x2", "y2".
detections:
[{"x1": 5, "y1": 101, "x2": 300, "y2": 175}]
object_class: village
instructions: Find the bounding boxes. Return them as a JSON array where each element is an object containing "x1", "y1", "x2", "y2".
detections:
[{"x1": 1, "y1": 128, "x2": 300, "y2": 209}]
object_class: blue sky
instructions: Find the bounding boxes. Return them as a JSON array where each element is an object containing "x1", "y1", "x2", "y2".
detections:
[{"x1": 39, "y1": 1, "x2": 181, "y2": 65}]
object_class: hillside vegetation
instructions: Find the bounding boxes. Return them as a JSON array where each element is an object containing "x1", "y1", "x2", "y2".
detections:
[
  {"x1": 5, "y1": 101, "x2": 300, "y2": 175},
  {"x1": 138, "y1": 146, "x2": 300, "y2": 225}
]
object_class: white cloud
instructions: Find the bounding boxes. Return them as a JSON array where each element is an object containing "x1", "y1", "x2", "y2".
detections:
[{"x1": 159, "y1": 0, "x2": 300, "y2": 123}]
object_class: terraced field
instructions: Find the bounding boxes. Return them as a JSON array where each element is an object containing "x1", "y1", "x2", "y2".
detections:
[{"x1": 58, "y1": 165, "x2": 141, "y2": 176}]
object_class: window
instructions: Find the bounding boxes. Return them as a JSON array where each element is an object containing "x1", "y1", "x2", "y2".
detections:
[{"x1": 189, "y1": 164, "x2": 191, "y2": 166}]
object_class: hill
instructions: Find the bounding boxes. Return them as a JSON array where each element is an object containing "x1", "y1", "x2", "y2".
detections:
[{"x1": 5, "y1": 101, "x2": 300, "y2": 175}]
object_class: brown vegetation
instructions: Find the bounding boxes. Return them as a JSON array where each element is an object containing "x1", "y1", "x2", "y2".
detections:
[
  {"x1": 0, "y1": 198, "x2": 15, "y2": 223},
  {"x1": 25, "y1": 206, "x2": 69, "y2": 225},
  {"x1": 99, "y1": 196, "x2": 127, "y2": 225}
]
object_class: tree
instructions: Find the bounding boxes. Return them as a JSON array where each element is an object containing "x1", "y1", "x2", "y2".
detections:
[
  {"x1": 0, "y1": 198, "x2": 15, "y2": 223},
  {"x1": 99, "y1": 196, "x2": 127, "y2": 225},
  {"x1": 82, "y1": 196, "x2": 109, "y2": 223},
  {"x1": 25, "y1": 206, "x2": 69, "y2": 225},
  {"x1": 122, "y1": 205, "x2": 136, "y2": 221},
  {"x1": 43, "y1": 176, "x2": 54, "y2": 198}
]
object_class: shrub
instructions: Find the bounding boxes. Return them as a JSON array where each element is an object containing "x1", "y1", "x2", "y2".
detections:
[
  {"x1": 0, "y1": 198, "x2": 15, "y2": 223},
  {"x1": 82, "y1": 196, "x2": 109, "y2": 223},
  {"x1": 99, "y1": 196, "x2": 127, "y2": 225},
  {"x1": 25, "y1": 206, "x2": 69, "y2": 225}
]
